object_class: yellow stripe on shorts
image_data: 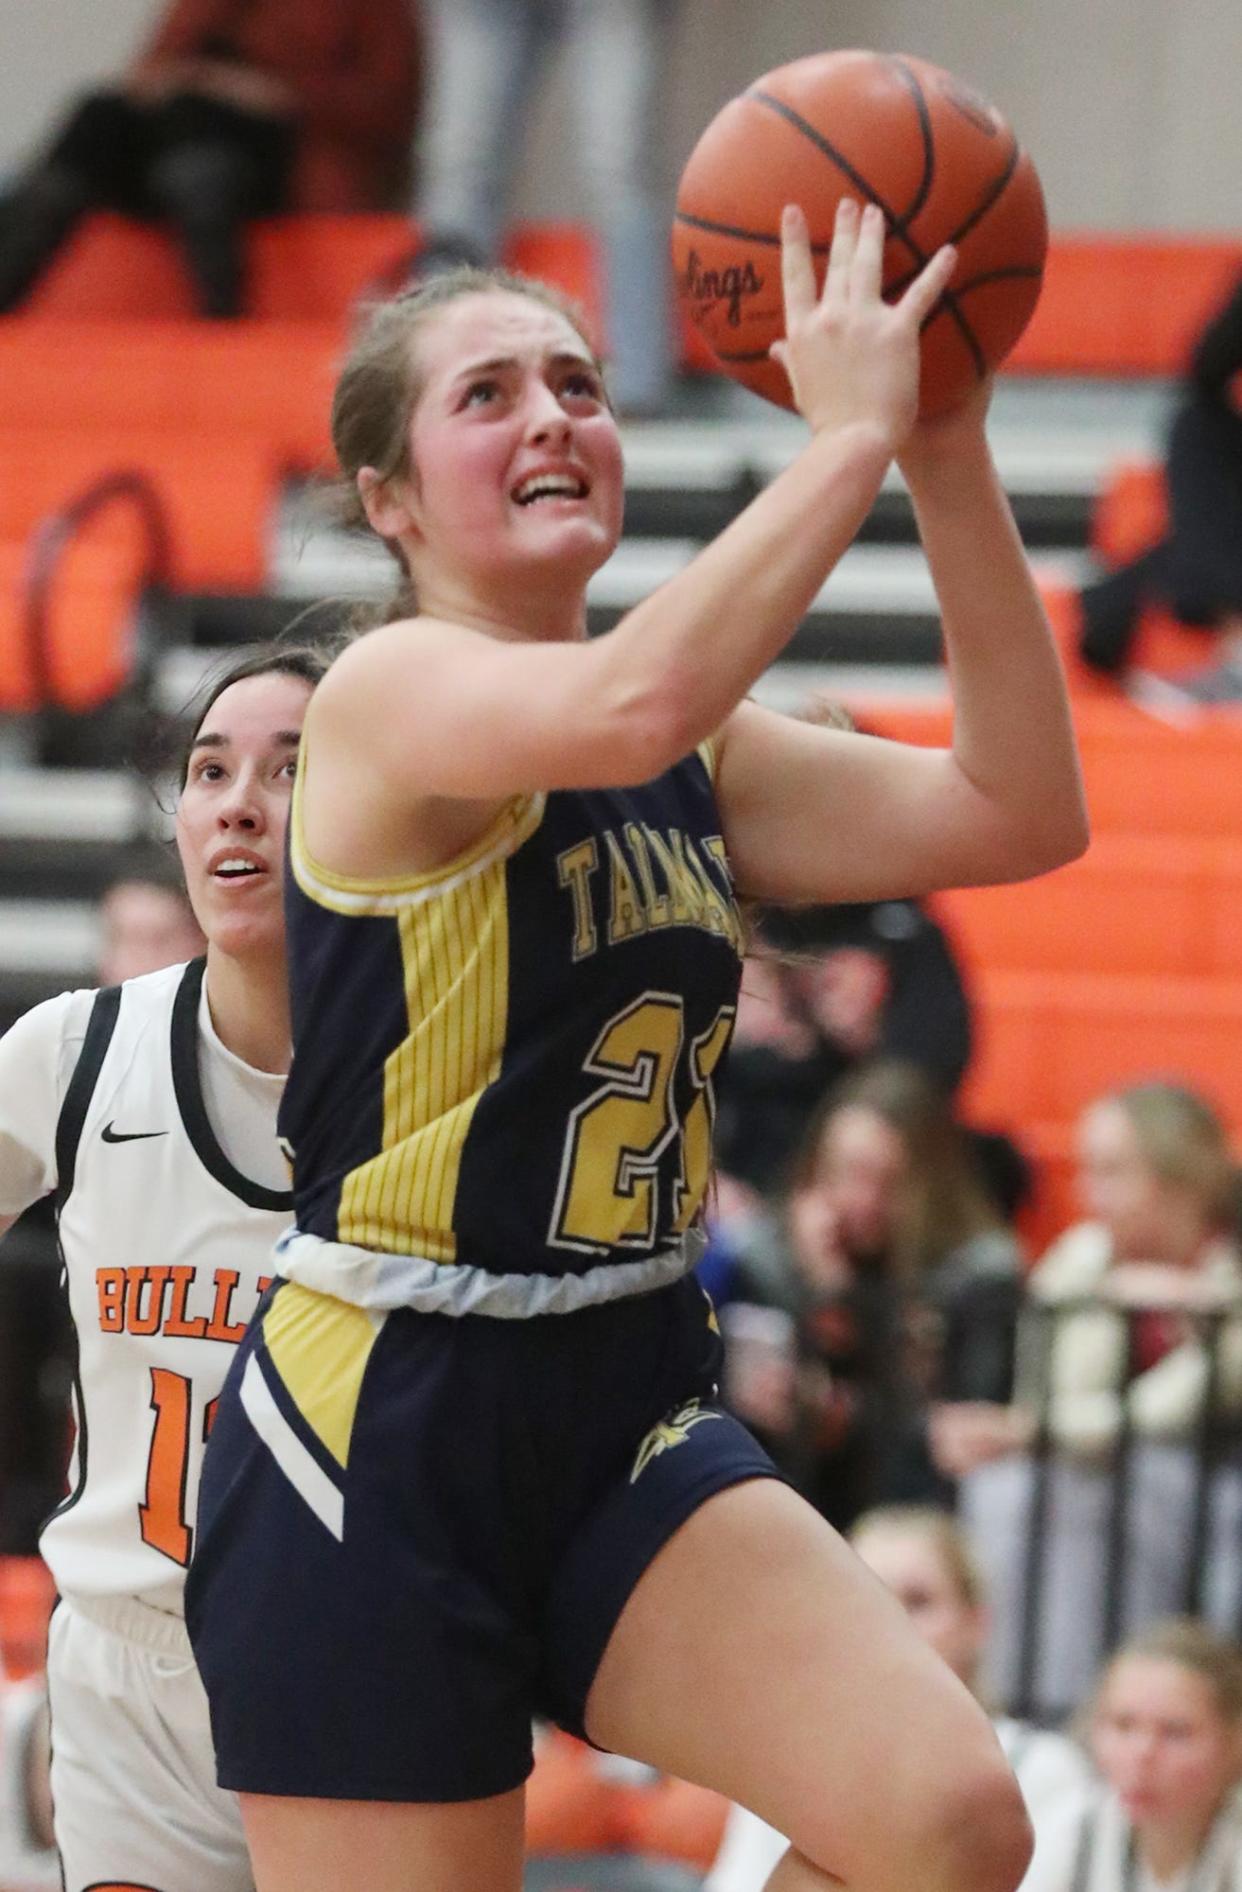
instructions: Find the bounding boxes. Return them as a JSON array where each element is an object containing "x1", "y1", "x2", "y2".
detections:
[{"x1": 262, "y1": 1282, "x2": 384, "y2": 1468}]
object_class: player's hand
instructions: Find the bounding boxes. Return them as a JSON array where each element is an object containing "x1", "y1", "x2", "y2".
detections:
[{"x1": 770, "y1": 199, "x2": 957, "y2": 452}]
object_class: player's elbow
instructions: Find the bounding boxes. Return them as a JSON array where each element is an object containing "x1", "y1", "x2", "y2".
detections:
[{"x1": 1014, "y1": 793, "x2": 1090, "y2": 879}]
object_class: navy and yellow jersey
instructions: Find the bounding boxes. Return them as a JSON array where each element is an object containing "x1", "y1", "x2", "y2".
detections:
[{"x1": 278, "y1": 741, "x2": 744, "y2": 1306}]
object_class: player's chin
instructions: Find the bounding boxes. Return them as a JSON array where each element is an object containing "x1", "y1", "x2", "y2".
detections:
[
  {"x1": 203, "y1": 893, "x2": 282, "y2": 959},
  {"x1": 513, "y1": 507, "x2": 617, "y2": 569}
]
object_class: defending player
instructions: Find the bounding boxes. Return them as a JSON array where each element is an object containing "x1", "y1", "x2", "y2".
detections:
[
  {"x1": 0, "y1": 645, "x2": 325, "y2": 1892},
  {"x1": 187, "y1": 202, "x2": 1088, "y2": 1892}
]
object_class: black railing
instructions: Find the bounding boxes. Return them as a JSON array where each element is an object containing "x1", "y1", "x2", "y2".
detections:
[
  {"x1": 976, "y1": 1292, "x2": 1242, "y2": 1725},
  {"x1": 20, "y1": 468, "x2": 174, "y2": 757}
]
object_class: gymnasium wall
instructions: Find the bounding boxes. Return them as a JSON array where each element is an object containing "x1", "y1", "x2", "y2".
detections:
[{"x1": 2, "y1": 0, "x2": 1240, "y2": 234}]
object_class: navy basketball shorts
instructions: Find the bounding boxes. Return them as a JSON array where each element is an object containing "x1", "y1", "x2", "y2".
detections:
[{"x1": 185, "y1": 1271, "x2": 781, "y2": 1803}]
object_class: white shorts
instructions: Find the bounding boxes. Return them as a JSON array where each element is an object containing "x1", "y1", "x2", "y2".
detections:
[{"x1": 47, "y1": 1596, "x2": 252, "y2": 1892}]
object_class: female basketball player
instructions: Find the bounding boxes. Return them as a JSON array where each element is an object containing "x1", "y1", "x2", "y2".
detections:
[
  {"x1": 187, "y1": 199, "x2": 1088, "y2": 1892},
  {"x1": 0, "y1": 643, "x2": 326, "y2": 1892}
]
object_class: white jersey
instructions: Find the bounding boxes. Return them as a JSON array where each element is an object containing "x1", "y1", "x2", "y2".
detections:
[{"x1": 0, "y1": 958, "x2": 291, "y2": 1616}]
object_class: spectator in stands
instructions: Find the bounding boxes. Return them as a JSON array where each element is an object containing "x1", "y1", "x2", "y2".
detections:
[
  {"x1": 0, "y1": 0, "x2": 423, "y2": 317},
  {"x1": 936, "y1": 1081, "x2": 1242, "y2": 1473},
  {"x1": 1078, "y1": 264, "x2": 1242, "y2": 703},
  {"x1": 98, "y1": 845, "x2": 207, "y2": 985},
  {"x1": 1025, "y1": 1619, "x2": 1242, "y2": 1892},
  {"x1": 0, "y1": 1655, "x2": 58, "y2": 1891},
  {"x1": 410, "y1": 0, "x2": 681, "y2": 416},
  {"x1": 721, "y1": 1058, "x2": 1023, "y2": 1528},
  {"x1": 948, "y1": 1082, "x2": 1242, "y2": 1719},
  {"x1": 706, "y1": 1506, "x2": 1092, "y2": 1892},
  {"x1": 714, "y1": 894, "x2": 976, "y2": 1201}
]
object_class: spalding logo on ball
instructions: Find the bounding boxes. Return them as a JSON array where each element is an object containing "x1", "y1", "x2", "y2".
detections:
[{"x1": 672, "y1": 48, "x2": 1048, "y2": 418}]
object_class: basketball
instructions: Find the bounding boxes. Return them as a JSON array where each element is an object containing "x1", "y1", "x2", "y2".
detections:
[{"x1": 672, "y1": 49, "x2": 1047, "y2": 418}]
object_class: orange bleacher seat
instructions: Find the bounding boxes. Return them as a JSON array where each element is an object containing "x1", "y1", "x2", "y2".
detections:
[
  {"x1": 18, "y1": 213, "x2": 607, "y2": 333},
  {"x1": 863, "y1": 693, "x2": 1242, "y2": 839},
  {"x1": 0, "y1": 428, "x2": 277, "y2": 591},
  {"x1": 0, "y1": 322, "x2": 340, "y2": 474},
  {"x1": 1008, "y1": 236, "x2": 1242, "y2": 378},
  {"x1": 20, "y1": 221, "x2": 1242, "y2": 385},
  {"x1": 959, "y1": 968, "x2": 1242, "y2": 1141},
  {"x1": 934, "y1": 834, "x2": 1242, "y2": 981},
  {"x1": 0, "y1": 1556, "x2": 55, "y2": 1679},
  {"x1": 0, "y1": 535, "x2": 143, "y2": 713}
]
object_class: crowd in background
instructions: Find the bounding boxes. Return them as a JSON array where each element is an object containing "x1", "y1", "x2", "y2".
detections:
[{"x1": 2, "y1": 3, "x2": 1242, "y2": 1888}]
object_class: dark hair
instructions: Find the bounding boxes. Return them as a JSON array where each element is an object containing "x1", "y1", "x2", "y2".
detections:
[
  {"x1": 329, "y1": 266, "x2": 605, "y2": 627},
  {"x1": 174, "y1": 638, "x2": 338, "y2": 789}
]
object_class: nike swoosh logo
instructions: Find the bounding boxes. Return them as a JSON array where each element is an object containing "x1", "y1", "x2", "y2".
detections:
[{"x1": 101, "y1": 1122, "x2": 169, "y2": 1144}]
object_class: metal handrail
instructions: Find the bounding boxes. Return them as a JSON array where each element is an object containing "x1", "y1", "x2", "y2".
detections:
[{"x1": 20, "y1": 467, "x2": 174, "y2": 721}]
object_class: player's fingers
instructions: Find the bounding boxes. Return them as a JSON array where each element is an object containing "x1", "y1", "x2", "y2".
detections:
[
  {"x1": 780, "y1": 204, "x2": 818, "y2": 324},
  {"x1": 821, "y1": 196, "x2": 860, "y2": 307},
  {"x1": 899, "y1": 243, "x2": 958, "y2": 325},
  {"x1": 848, "y1": 201, "x2": 887, "y2": 303}
]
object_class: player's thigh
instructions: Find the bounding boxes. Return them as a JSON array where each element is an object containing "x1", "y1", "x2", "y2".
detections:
[
  {"x1": 47, "y1": 1606, "x2": 252, "y2": 1892},
  {"x1": 239, "y1": 1787, "x2": 525, "y2": 1892},
  {"x1": 584, "y1": 1477, "x2": 1016, "y2": 1886}
]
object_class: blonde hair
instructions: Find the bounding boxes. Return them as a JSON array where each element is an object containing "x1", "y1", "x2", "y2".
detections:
[
  {"x1": 1102, "y1": 1083, "x2": 1240, "y2": 1232},
  {"x1": 1096, "y1": 1617, "x2": 1242, "y2": 1726},
  {"x1": 848, "y1": 1504, "x2": 986, "y2": 1609}
]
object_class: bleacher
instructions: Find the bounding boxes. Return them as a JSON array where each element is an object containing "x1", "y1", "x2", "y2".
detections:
[{"x1": 2, "y1": 213, "x2": 1241, "y2": 1274}]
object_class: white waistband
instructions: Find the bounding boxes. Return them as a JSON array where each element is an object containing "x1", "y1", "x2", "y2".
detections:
[
  {"x1": 59, "y1": 1591, "x2": 192, "y2": 1658},
  {"x1": 274, "y1": 1226, "x2": 707, "y2": 1316}
]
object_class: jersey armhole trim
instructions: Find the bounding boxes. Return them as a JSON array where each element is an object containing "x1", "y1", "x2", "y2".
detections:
[
  {"x1": 290, "y1": 763, "x2": 546, "y2": 915},
  {"x1": 53, "y1": 984, "x2": 122, "y2": 1209}
]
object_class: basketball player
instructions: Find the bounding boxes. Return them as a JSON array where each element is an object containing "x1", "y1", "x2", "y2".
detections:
[
  {"x1": 187, "y1": 200, "x2": 1088, "y2": 1892},
  {"x1": 0, "y1": 644, "x2": 326, "y2": 1892}
]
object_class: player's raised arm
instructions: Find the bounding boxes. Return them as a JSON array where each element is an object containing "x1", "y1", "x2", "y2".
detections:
[{"x1": 714, "y1": 381, "x2": 1088, "y2": 905}]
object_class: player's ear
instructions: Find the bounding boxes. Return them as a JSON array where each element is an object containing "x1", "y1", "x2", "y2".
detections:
[{"x1": 358, "y1": 467, "x2": 417, "y2": 544}]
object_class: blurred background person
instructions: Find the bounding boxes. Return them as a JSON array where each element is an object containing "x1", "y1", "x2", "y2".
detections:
[
  {"x1": 411, "y1": 0, "x2": 681, "y2": 415},
  {"x1": 1026, "y1": 1619, "x2": 1242, "y2": 1892},
  {"x1": 720, "y1": 1058, "x2": 1024, "y2": 1529},
  {"x1": 0, "y1": 1650, "x2": 57, "y2": 1891},
  {"x1": 0, "y1": 0, "x2": 423, "y2": 317},
  {"x1": 714, "y1": 894, "x2": 978, "y2": 1207},
  {"x1": 949, "y1": 1082, "x2": 1242, "y2": 1719},
  {"x1": 706, "y1": 1505, "x2": 1092, "y2": 1892},
  {"x1": 1078, "y1": 263, "x2": 1242, "y2": 704},
  {"x1": 97, "y1": 844, "x2": 207, "y2": 985}
]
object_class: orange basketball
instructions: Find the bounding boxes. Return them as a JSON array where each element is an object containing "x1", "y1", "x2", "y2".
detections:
[{"x1": 672, "y1": 49, "x2": 1047, "y2": 418}]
